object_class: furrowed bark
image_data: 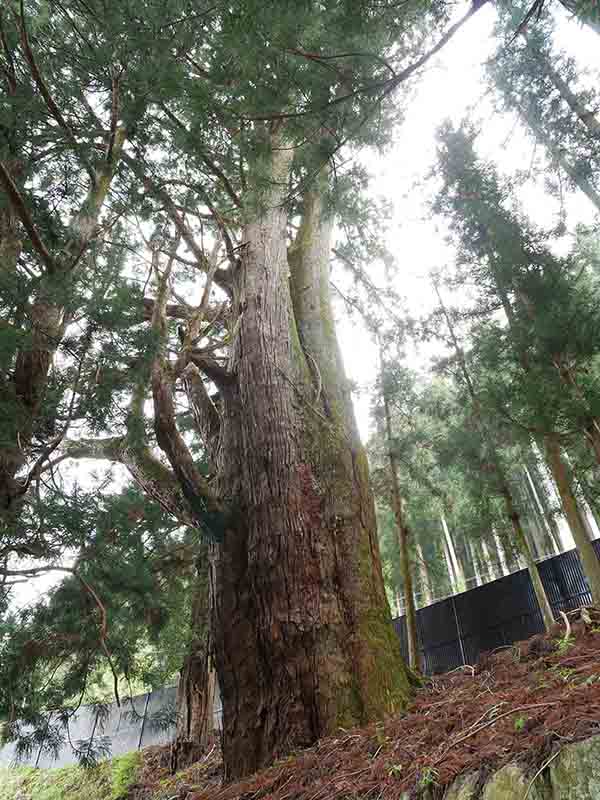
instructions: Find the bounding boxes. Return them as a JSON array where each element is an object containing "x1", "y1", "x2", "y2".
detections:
[{"x1": 213, "y1": 146, "x2": 410, "y2": 780}]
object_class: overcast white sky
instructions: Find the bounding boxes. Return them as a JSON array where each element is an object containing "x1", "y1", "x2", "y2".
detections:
[{"x1": 338, "y1": 3, "x2": 599, "y2": 440}]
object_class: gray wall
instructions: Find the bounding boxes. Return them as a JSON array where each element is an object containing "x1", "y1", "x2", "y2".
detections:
[{"x1": 0, "y1": 684, "x2": 223, "y2": 769}]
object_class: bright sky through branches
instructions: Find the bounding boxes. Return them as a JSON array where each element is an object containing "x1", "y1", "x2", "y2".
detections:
[{"x1": 338, "y1": 3, "x2": 599, "y2": 441}]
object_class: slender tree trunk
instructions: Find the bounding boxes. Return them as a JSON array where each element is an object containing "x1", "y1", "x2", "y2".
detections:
[
  {"x1": 522, "y1": 465, "x2": 558, "y2": 554},
  {"x1": 442, "y1": 514, "x2": 466, "y2": 592},
  {"x1": 576, "y1": 477, "x2": 600, "y2": 535},
  {"x1": 443, "y1": 534, "x2": 458, "y2": 592},
  {"x1": 500, "y1": 486, "x2": 555, "y2": 629},
  {"x1": 381, "y1": 359, "x2": 420, "y2": 671},
  {"x1": 434, "y1": 282, "x2": 554, "y2": 630},
  {"x1": 467, "y1": 539, "x2": 483, "y2": 587},
  {"x1": 524, "y1": 113, "x2": 600, "y2": 213},
  {"x1": 492, "y1": 528, "x2": 510, "y2": 576},
  {"x1": 416, "y1": 542, "x2": 433, "y2": 605},
  {"x1": 212, "y1": 152, "x2": 410, "y2": 780},
  {"x1": 499, "y1": 480, "x2": 557, "y2": 630},
  {"x1": 544, "y1": 433, "x2": 600, "y2": 604},
  {"x1": 532, "y1": 46, "x2": 600, "y2": 139},
  {"x1": 395, "y1": 590, "x2": 403, "y2": 617},
  {"x1": 524, "y1": 456, "x2": 563, "y2": 552}
]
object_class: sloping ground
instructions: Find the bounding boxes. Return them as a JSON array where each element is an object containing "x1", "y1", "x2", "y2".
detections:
[
  {"x1": 2, "y1": 609, "x2": 599, "y2": 800},
  {"x1": 133, "y1": 608, "x2": 600, "y2": 800}
]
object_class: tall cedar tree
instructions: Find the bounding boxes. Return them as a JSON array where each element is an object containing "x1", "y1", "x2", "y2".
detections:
[{"x1": 0, "y1": 0, "x2": 492, "y2": 778}]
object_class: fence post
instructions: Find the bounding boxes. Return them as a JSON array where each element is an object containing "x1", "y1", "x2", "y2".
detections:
[
  {"x1": 137, "y1": 693, "x2": 151, "y2": 751},
  {"x1": 451, "y1": 595, "x2": 467, "y2": 666}
]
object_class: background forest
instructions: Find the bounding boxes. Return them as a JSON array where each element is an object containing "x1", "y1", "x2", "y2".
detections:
[{"x1": 1, "y1": 0, "x2": 600, "y2": 779}]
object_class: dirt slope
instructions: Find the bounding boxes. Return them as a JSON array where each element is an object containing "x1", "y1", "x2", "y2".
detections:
[{"x1": 133, "y1": 608, "x2": 600, "y2": 800}]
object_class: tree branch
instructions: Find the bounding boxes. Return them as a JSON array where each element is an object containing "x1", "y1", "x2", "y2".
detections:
[
  {"x1": 58, "y1": 436, "x2": 198, "y2": 529},
  {"x1": 188, "y1": 353, "x2": 234, "y2": 389},
  {"x1": 182, "y1": 363, "x2": 221, "y2": 462},
  {"x1": 245, "y1": 2, "x2": 487, "y2": 121},
  {"x1": 15, "y1": 0, "x2": 96, "y2": 183},
  {"x1": 161, "y1": 104, "x2": 242, "y2": 209},
  {"x1": 121, "y1": 151, "x2": 235, "y2": 291},
  {"x1": 0, "y1": 160, "x2": 55, "y2": 273}
]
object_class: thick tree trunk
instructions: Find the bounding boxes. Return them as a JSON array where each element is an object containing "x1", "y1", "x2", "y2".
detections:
[
  {"x1": 544, "y1": 433, "x2": 600, "y2": 604},
  {"x1": 212, "y1": 152, "x2": 410, "y2": 780}
]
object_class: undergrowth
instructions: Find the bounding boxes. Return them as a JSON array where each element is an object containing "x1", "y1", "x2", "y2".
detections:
[{"x1": 0, "y1": 751, "x2": 141, "y2": 800}]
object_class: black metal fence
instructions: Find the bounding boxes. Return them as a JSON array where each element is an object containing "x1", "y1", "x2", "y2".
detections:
[{"x1": 392, "y1": 539, "x2": 600, "y2": 674}]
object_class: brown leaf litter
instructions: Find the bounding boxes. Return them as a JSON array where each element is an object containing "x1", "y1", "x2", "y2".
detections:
[{"x1": 134, "y1": 607, "x2": 600, "y2": 800}]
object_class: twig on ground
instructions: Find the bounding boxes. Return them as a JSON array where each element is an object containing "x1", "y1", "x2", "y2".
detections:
[
  {"x1": 447, "y1": 664, "x2": 475, "y2": 676},
  {"x1": 434, "y1": 703, "x2": 559, "y2": 765},
  {"x1": 523, "y1": 748, "x2": 563, "y2": 799}
]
